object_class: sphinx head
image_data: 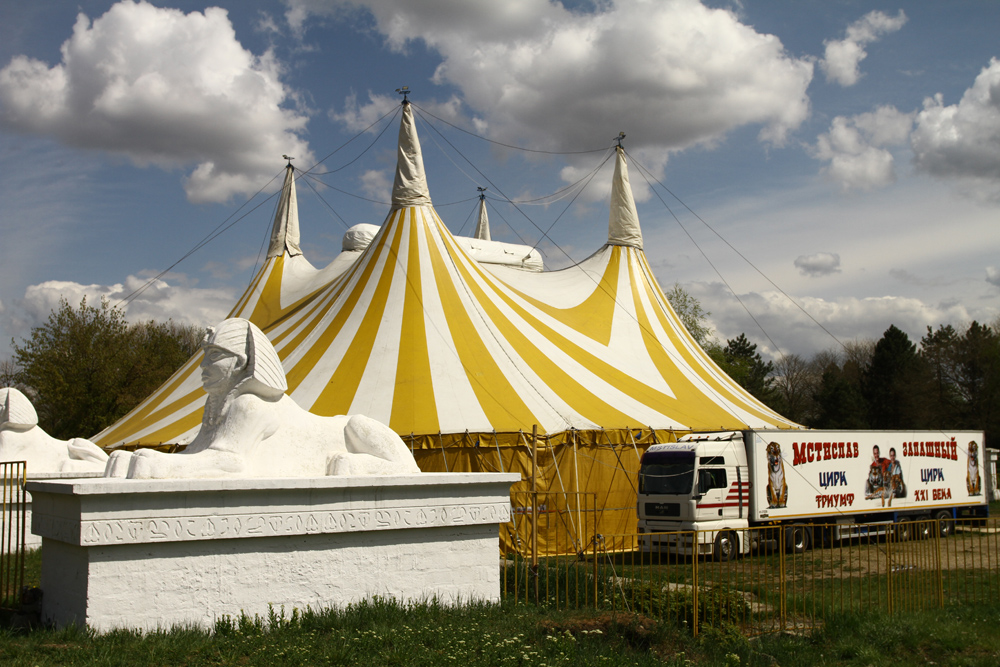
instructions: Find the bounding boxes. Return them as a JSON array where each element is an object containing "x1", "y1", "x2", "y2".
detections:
[
  {"x1": 0, "y1": 387, "x2": 38, "y2": 433},
  {"x1": 200, "y1": 319, "x2": 287, "y2": 400}
]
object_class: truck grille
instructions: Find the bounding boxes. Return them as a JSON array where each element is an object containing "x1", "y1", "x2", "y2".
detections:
[{"x1": 645, "y1": 502, "x2": 680, "y2": 517}]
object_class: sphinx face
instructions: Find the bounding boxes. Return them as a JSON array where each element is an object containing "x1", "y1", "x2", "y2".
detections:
[{"x1": 201, "y1": 345, "x2": 245, "y2": 396}]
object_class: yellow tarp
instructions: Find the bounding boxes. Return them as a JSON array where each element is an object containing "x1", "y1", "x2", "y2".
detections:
[{"x1": 411, "y1": 428, "x2": 680, "y2": 555}]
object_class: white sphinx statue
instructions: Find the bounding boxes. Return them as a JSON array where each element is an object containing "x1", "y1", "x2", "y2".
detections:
[
  {"x1": 105, "y1": 318, "x2": 421, "y2": 479},
  {"x1": 0, "y1": 387, "x2": 110, "y2": 473}
]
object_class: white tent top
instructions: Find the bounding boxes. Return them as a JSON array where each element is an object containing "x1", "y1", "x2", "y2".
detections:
[{"x1": 95, "y1": 101, "x2": 797, "y2": 448}]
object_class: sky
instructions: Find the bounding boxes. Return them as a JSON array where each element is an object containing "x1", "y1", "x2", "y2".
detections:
[{"x1": 1, "y1": 0, "x2": 998, "y2": 363}]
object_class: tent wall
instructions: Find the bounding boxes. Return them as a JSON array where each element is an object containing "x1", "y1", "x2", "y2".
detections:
[{"x1": 410, "y1": 427, "x2": 680, "y2": 555}]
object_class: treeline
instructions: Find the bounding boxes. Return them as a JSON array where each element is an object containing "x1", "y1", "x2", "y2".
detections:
[
  {"x1": 716, "y1": 322, "x2": 1000, "y2": 448},
  {"x1": 3, "y1": 298, "x2": 203, "y2": 440}
]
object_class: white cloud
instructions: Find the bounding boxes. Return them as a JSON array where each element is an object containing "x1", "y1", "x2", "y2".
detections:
[
  {"x1": 813, "y1": 59, "x2": 1000, "y2": 197},
  {"x1": 911, "y1": 58, "x2": 1000, "y2": 198},
  {"x1": 687, "y1": 281, "x2": 980, "y2": 359},
  {"x1": 812, "y1": 106, "x2": 913, "y2": 191},
  {"x1": 987, "y1": 267, "x2": 1000, "y2": 288},
  {"x1": 302, "y1": 0, "x2": 813, "y2": 182},
  {"x1": 0, "y1": 1, "x2": 313, "y2": 203},
  {"x1": 3, "y1": 275, "x2": 235, "y2": 353},
  {"x1": 820, "y1": 9, "x2": 907, "y2": 87},
  {"x1": 359, "y1": 169, "x2": 392, "y2": 203},
  {"x1": 794, "y1": 253, "x2": 841, "y2": 277},
  {"x1": 330, "y1": 92, "x2": 399, "y2": 133}
]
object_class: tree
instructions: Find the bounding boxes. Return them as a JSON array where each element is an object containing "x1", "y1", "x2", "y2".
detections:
[
  {"x1": 804, "y1": 339, "x2": 874, "y2": 429},
  {"x1": 13, "y1": 298, "x2": 203, "y2": 439},
  {"x1": 953, "y1": 321, "x2": 1000, "y2": 447},
  {"x1": 811, "y1": 362, "x2": 868, "y2": 429},
  {"x1": 664, "y1": 283, "x2": 714, "y2": 349},
  {"x1": 771, "y1": 353, "x2": 819, "y2": 424},
  {"x1": 0, "y1": 358, "x2": 22, "y2": 390},
  {"x1": 862, "y1": 325, "x2": 926, "y2": 429},
  {"x1": 712, "y1": 333, "x2": 777, "y2": 406},
  {"x1": 920, "y1": 324, "x2": 962, "y2": 427}
]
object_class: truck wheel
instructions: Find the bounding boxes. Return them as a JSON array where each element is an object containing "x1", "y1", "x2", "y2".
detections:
[
  {"x1": 913, "y1": 516, "x2": 932, "y2": 540},
  {"x1": 714, "y1": 531, "x2": 738, "y2": 562},
  {"x1": 893, "y1": 521, "x2": 912, "y2": 542},
  {"x1": 785, "y1": 525, "x2": 810, "y2": 554},
  {"x1": 935, "y1": 510, "x2": 955, "y2": 538}
]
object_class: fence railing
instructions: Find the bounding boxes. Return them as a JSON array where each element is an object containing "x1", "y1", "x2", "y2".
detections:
[
  {"x1": 0, "y1": 461, "x2": 27, "y2": 611},
  {"x1": 502, "y1": 497, "x2": 999, "y2": 636}
]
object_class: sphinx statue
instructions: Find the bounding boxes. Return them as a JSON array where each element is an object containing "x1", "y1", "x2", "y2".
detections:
[
  {"x1": 105, "y1": 318, "x2": 421, "y2": 479},
  {"x1": 0, "y1": 387, "x2": 109, "y2": 473}
]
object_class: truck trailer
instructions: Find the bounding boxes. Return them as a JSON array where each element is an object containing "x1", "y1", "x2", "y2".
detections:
[{"x1": 637, "y1": 430, "x2": 988, "y2": 560}]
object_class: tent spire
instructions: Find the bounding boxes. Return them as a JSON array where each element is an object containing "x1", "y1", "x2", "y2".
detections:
[
  {"x1": 607, "y1": 143, "x2": 643, "y2": 249},
  {"x1": 473, "y1": 187, "x2": 491, "y2": 241},
  {"x1": 267, "y1": 161, "x2": 302, "y2": 258},
  {"x1": 391, "y1": 99, "x2": 432, "y2": 210}
]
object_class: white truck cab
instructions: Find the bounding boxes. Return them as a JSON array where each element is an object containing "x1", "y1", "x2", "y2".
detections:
[{"x1": 638, "y1": 431, "x2": 749, "y2": 559}]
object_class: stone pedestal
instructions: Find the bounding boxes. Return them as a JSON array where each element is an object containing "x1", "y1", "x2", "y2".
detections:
[
  {"x1": 15, "y1": 472, "x2": 103, "y2": 551},
  {"x1": 26, "y1": 473, "x2": 518, "y2": 631}
]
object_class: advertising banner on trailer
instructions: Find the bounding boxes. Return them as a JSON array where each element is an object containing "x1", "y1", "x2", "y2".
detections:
[{"x1": 747, "y1": 430, "x2": 986, "y2": 522}]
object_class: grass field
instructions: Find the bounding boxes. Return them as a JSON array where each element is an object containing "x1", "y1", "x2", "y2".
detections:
[
  {"x1": 1, "y1": 504, "x2": 995, "y2": 664},
  {"x1": 503, "y1": 516, "x2": 1000, "y2": 634},
  {"x1": 1, "y1": 595, "x2": 1000, "y2": 666}
]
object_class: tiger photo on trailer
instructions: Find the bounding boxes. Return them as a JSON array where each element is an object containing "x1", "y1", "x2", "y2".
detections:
[
  {"x1": 765, "y1": 441, "x2": 787, "y2": 508},
  {"x1": 968, "y1": 441, "x2": 982, "y2": 496}
]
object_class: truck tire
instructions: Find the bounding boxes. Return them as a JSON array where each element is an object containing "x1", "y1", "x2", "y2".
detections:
[
  {"x1": 913, "y1": 516, "x2": 932, "y2": 540},
  {"x1": 935, "y1": 510, "x2": 955, "y2": 537},
  {"x1": 785, "y1": 525, "x2": 810, "y2": 554},
  {"x1": 714, "y1": 531, "x2": 738, "y2": 562},
  {"x1": 893, "y1": 521, "x2": 912, "y2": 542}
]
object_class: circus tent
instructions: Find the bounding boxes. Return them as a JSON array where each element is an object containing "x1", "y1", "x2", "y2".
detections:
[{"x1": 94, "y1": 101, "x2": 798, "y2": 553}]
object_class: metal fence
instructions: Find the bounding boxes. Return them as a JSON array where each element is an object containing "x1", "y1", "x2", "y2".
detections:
[
  {"x1": 0, "y1": 461, "x2": 27, "y2": 611},
  {"x1": 502, "y1": 494, "x2": 999, "y2": 636}
]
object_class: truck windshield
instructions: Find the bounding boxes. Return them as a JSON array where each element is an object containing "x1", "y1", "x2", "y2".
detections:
[{"x1": 639, "y1": 451, "x2": 695, "y2": 495}]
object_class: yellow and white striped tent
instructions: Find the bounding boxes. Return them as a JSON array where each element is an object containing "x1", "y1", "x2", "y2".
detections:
[{"x1": 95, "y1": 102, "x2": 798, "y2": 553}]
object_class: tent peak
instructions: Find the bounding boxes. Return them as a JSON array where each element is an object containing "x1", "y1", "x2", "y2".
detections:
[
  {"x1": 267, "y1": 163, "x2": 302, "y2": 258},
  {"x1": 607, "y1": 145, "x2": 643, "y2": 249},
  {"x1": 473, "y1": 188, "x2": 491, "y2": 241},
  {"x1": 391, "y1": 99, "x2": 432, "y2": 210}
]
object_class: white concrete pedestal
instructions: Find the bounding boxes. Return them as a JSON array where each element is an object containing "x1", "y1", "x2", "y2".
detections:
[
  {"x1": 11, "y1": 472, "x2": 103, "y2": 551},
  {"x1": 26, "y1": 473, "x2": 518, "y2": 631}
]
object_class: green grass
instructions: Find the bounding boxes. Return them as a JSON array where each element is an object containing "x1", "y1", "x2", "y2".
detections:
[
  {"x1": 0, "y1": 598, "x2": 684, "y2": 667},
  {"x1": 1, "y1": 596, "x2": 1000, "y2": 666},
  {"x1": 2, "y1": 513, "x2": 996, "y2": 665}
]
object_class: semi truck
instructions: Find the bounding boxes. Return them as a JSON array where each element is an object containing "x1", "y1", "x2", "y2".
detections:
[{"x1": 637, "y1": 430, "x2": 988, "y2": 560}]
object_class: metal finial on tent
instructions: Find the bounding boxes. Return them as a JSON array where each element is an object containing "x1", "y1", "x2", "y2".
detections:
[
  {"x1": 614, "y1": 132, "x2": 626, "y2": 148},
  {"x1": 477, "y1": 186, "x2": 487, "y2": 201},
  {"x1": 282, "y1": 155, "x2": 294, "y2": 165},
  {"x1": 396, "y1": 86, "x2": 411, "y2": 104}
]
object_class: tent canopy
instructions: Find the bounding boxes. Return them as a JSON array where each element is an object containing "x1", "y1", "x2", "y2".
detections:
[{"x1": 94, "y1": 101, "x2": 797, "y2": 450}]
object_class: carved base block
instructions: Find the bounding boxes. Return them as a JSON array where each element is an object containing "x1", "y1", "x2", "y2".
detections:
[
  {"x1": 8, "y1": 472, "x2": 103, "y2": 552},
  {"x1": 27, "y1": 473, "x2": 518, "y2": 631}
]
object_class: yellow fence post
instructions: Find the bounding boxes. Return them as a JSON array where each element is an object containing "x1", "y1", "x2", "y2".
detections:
[
  {"x1": 531, "y1": 425, "x2": 539, "y2": 603},
  {"x1": 592, "y1": 508, "x2": 598, "y2": 610},
  {"x1": 0, "y1": 461, "x2": 27, "y2": 611},
  {"x1": 935, "y1": 522, "x2": 944, "y2": 609},
  {"x1": 779, "y1": 528, "x2": 787, "y2": 631},
  {"x1": 886, "y1": 526, "x2": 893, "y2": 616},
  {"x1": 692, "y1": 530, "x2": 699, "y2": 637}
]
